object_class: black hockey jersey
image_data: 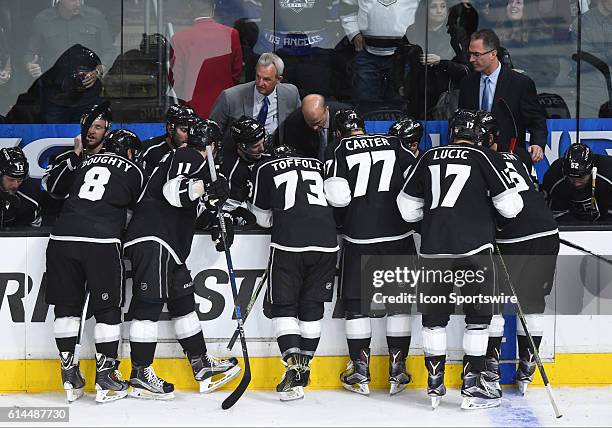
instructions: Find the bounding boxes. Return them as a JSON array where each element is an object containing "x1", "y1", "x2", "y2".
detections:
[
  {"x1": 398, "y1": 144, "x2": 523, "y2": 256},
  {"x1": 324, "y1": 133, "x2": 417, "y2": 243},
  {"x1": 249, "y1": 156, "x2": 339, "y2": 252},
  {"x1": 138, "y1": 134, "x2": 171, "y2": 178},
  {"x1": 221, "y1": 148, "x2": 271, "y2": 209},
  {"x1": 51, "y1": 153, "x2": 145, "y2": 243},
  {"x1": 0, "y1": 179, "x2": 42, "y2": 228},
  {"x1": 124, "y1": 147, "x2": 212, "y2": 264},
  {"x1": 43, "y1": 149, "x2": 85, "y2": 200},
  {"x1": 496, "y1": 152, "x2": 558, "y2": 243},
  {"x1": 542, "y1": 154, "x2": 612, "y2": 221}
]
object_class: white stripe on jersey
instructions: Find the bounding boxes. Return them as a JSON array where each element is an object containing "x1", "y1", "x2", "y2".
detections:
[
  {"x1": 49, "y1": 235, "x2": 121, "y2": 244},
  {"x1": 419, "y1": 242, "x2": 493, "y2": 258},
  {"x1": 341, "y1": 230, "x2": 415, "y2": 245},
  {"x1": 496, "y1": 229, "x2": 559, "y2": 244},
  {"x1": 270, "y1": 243, "x2": 339, "y2": 253},
  {"x1": 123, "y1": 236, "x2": 183, "y2": 265}
]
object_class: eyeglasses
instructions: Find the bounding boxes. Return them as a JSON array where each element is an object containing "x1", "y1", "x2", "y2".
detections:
[{"x1": 468, "y1": 49, "x2": 495, "y2": 58}]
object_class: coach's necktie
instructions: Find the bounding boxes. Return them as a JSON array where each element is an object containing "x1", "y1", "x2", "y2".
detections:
[
  {"x1": 257, "y1": 96, "x2": 269, "y2": 126},
  {"x1": 481, "y1": 77, "x2": 491, "y2": 112}
]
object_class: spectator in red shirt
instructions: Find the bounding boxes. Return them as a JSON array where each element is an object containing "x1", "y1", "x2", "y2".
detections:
[{"x1": 169, "y1": 0, "x2": 242, "y2": 119}]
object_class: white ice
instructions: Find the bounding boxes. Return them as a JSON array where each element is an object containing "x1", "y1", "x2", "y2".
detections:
[{"x1": 0, "y1": 386, "x2": 610, "y2": 427}]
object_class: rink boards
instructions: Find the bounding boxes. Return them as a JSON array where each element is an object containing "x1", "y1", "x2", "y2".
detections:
[{"x1": 1, "y1": 230, "x2": 612, "y2": 392}]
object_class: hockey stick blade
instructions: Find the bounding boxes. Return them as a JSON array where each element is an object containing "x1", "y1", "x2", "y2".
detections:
[{"x1": 222, "y1": 324, "x2": 251, "y2": 410}]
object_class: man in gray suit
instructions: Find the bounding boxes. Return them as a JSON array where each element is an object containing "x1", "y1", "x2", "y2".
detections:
[{"x1": 209, "y1": 52, "x2": 301, "y2": 147}]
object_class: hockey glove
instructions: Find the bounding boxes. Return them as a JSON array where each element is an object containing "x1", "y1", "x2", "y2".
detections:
[
  {"x1": 230, "y1": 206, "x2": 256, "y2": 228},
  {"x1": 205, "y1": 174, "x2": 229, "y2": 208},
  {"x1": 211, "y1": 211, "x2": 234, "y2": 252}
]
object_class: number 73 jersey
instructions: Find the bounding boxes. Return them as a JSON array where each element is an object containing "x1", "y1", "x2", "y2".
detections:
[
  {"x1": 249, "y1": 156, "x2": 339, "y2": 252},
  {"x1": 397, "y1": 144, "x2": 523, "y2": 256},
  {"x1": 50, "y1": 153, "x2": 145, "y2": 243}
]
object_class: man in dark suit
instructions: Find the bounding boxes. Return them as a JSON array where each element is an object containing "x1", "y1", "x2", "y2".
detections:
[
  {"x1": 458, "y1": 29, "x2": 547, "y2": 166},
  {"x1": 274, "y1": 94, "x2": 351, "y2": 161}
]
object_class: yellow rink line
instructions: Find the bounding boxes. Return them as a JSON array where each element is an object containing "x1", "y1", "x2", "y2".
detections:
[{"x1": 2, "y1": 353, "x2": 612, "y2": 392}]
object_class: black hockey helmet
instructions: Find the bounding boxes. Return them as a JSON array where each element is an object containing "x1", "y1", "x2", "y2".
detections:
[
  {"x1": 187, "y1": 118, "x2": 223, "y2": 149},
  {"x1": 231, "y1": 115, "x2": 265, "y2": 148},
  {"x1": 0, "y1": 147, "x2": 29, "y2": 179},
  {"x1": 474, "y1": 111, "x2": 499, "y2": 147},
  {"x1": 80, "y1": 101, "x2": 112, "y2": 131},
  {"x1": 449, "y1": 109, "x2": 479, "y2": 142},
  {"x1": 273, "y1": 144, "x2": 297, "y2": 159},
  {"x1": 104, "y1": 129, "x2": 142, "y2": 159},
  {"x1": 166, "y1": 104, "x2": 195, "y2": 127},
  {"x1": 334, "y1": 109, "x2": 365, "y2": 137},
  {"x1": 388, "y1": 117, "x2": 423, "y2": 145},
  {"x1": 563, "y1": 143, "x2": 593, "y2": 178}
]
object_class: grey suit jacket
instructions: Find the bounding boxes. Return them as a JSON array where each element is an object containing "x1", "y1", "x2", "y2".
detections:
[{"x1": 209, "y1": 81, "x2": 301, "y2": 147}]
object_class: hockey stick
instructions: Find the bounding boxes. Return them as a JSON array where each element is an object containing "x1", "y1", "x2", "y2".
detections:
[
  {"x1": 495, "y1": 245, "x2": 563, "y2": 418},
  {"x1": 591, "y1": 166, "x2": 598, "y2": 217},
  {"x1": 205, "y1": 146, "x2": 251, "y2": 410},
  {"x1": 498, "y1": 98, "x2": 519, "y2": 153},
  {"x1": 227, "y1": 267, "x2": 269, "y2": 351},
  {"x1": 559, "y1": 238, "x2": 612, "y2": 266},
  {"x1": 73, "y1": 291, "x2": 90, "y2": 364}
]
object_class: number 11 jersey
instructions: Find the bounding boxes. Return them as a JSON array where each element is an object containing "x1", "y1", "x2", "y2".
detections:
[{"x1": 50, "y1": 153, "x2": 145, "y2": 243}]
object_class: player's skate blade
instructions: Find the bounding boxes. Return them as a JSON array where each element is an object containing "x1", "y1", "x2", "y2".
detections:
[
  {"x1": 128, "y1": 387, "x2": 175, "y2": 400},
  {"x1": 199, "y1": 365, "x2": 241, "y2": 393},
  {"x1": 279, "y1": 385, "x2": 304, "y2": 401},
  {"x1": 128, "y1": 365, "x2": 175, "y2": 400},
  {"x1": 461, "y1": 396, "x2": 501, "y2": 410},
  {"x1": 64, "y1": 382, "x2": 84, "y2": 403},
  {"x1": 430, "y1": 395, "x2": 442, "y2": 409},
  {"x1": 390, "y1": 382, "x2": 407, "y2": 395},
  {"x1": 341, "y1": 382, "x2": 370, "y2": 395},
  {"x1": 95, "y1": 384, "x2": 128, "y2": 403},
  {"x1": 517, "y1": 379, "x2": 529, "y2": 395}
]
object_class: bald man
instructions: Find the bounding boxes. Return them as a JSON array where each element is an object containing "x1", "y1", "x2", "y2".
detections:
[{"x1": 274, "y1": 94, "x2": 351, "y2": 161}]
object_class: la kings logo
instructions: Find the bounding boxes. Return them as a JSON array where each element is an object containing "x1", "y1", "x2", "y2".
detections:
[{"x1": 280, "y1": 0, "x2": 315, "y2": 13}]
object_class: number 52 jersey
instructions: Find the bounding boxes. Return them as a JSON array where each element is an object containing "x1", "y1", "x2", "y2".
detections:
[{"x1": 50, "y1": 153, "x2": 145, "y2": 243}]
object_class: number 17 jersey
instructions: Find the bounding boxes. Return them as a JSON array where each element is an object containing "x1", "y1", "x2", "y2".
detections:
[{"x1": 50, "y1": 153, "x2": 145, "y2": 243}]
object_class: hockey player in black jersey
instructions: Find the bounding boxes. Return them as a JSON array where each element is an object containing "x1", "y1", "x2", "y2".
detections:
[
  {"x1": 397, "y1": 109, "x2": 523, "y2": 410},
  {"x1": 324, "y1": 110, "x2": 417, "y2": 396},
  {"x1": 475, "y1": 111, "x2": 560, "y2": 396},
  {"x1": 0, "y1": 147, "x2": 42, "y2": 228},
  {"x1": 138, "y1": 104, "x2": 195, "y2": 177},
  {"x1": 44, "y1": 129, "x2": 145, "y2": 404},
  {"x1": 123, "y1": 119, "x2": 240, "y2": 400},
  {"x1": 542, "y1": 143, "x2": 612, "y2": 222},
  {"x1": 44, "y1": 103, "x2": 112, "y2": 203},
  {"x1": 219, "y1": 115, "x2": 267, "y2": 226},
  {"x1": 388, "y1": 117, "x2": 423, "y2": 158},
  {"x1": 248, "y1": 144, "x2": 339, "y2": 401}
]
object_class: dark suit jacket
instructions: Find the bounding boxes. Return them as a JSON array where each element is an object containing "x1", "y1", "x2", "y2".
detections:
[
  {"x1": 274, "y1": 101, "x2": 351, "y2": 160},
  {"x1": 458, "y1": 65, "x2": 547, "y2": 165}
]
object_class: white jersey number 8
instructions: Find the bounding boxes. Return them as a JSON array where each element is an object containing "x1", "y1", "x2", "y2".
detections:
[{"x1": 78, "y1": 166, "x2": 111, "y2": 201}]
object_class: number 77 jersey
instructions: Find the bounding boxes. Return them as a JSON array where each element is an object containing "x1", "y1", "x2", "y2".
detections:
[
  {"x1": 397, "y1": 144, "x2": 523, "y2": 256},
  {"x1": 323, "y1": 133, "x2": 417, "y2": 243}
]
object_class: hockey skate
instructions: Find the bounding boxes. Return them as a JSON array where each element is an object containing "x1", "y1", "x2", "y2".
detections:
[
  {"x1": 60, "y1": 352, "x2": 85, "y2": 403},
  {"x1": 426, "y1": 358, "x2": 446, "y2": 409},
  {"x1": 461, "y1": 371, "x2": 501, "y2": 410},
  {"x1": 296, "y1": 354, "x2": 312, "y2": 388},
  {"x1": 276, "y1": 355, "x2": 304, "y2": 401},
  {"x1": 516, "y1": 355, "x2": 537, "y2": 395},
  {"x1": 188, "y1": 353, "x2": 241, "y2": 393},
  {"x1": 340, "y1": 349, "x2": 370, "y2": 396},
  {"x1": 483, "y1": 357, "x2": 502, "y2": 397},
  {"x1": 389, "y1": 349, "x2": 411, "y2": 395},
  {"x1": 128, "y1": 364, "x2": 175, "y2": 400},
  {"x1": 95, "y1": 353, "x2": 128, "y2": 403}
]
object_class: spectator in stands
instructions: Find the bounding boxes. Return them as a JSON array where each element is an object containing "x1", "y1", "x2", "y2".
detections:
[
  {"x1": 24, "y1": 0, "x2": 115, "y2": 123},
  {"x1": 169, "y1": 0, "x2": 243, "y2": 119},
  {"x1": 274, "y1": 94, "x2": 351, "y2": 161},
  {"x1": 0, "y1": 3, "x2": 12, "y2": 120},
  {"x1": 570, "y1": 0, "x2": 612, "y2": 118},
  {"x1": 340, "y1": 0, "x2": 418, "y2": 102},
  {"x1": 494, "y1": 0, "x2": 560, "y2": 87},
  {"x1": 448, "y1": 0, "x2": 479, "y2": 44},
  {"x1": 402, "y1": 0, "x2": 470, "y2": 119},
  {"x1": 209, "y1": 52, "x2": 301, "y2": 147},
  {"x1": 252, "y1": 0, "x2": 343, "y2": 98}
]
